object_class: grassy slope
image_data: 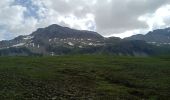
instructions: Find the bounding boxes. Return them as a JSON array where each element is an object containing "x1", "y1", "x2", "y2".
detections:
[{"x1": 0, "y1": 55, "x2": 169, "y2": 100}]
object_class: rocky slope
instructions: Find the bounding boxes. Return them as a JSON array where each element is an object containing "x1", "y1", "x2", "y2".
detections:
[
  {"x1": 0, "y1": 24, "x2": 168, "y2": 56},
  {"x1": 125, "y1": 27, "x2": 170, "y2": 46}
]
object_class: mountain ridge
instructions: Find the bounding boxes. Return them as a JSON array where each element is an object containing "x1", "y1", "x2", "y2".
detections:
[
  {"x1": 125, "y1": 27, "x2": 170, "y2": 45},
  {"x1": 0, "y1": 24, "x2": 169, "y2": 56}
]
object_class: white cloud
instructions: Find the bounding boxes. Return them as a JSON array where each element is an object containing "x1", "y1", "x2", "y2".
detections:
[
  {"x1": 0, "y1": 0, "x2": 38, "y2": 40},
  {"x1": 28, "y1": 0, "x2": 170, "y2": 37},
  {"x1": 138, "y1": 5, "x2": 170, "y2": 31},
  {"x1": 0, "y1": 0, "x2": 170, "y2": 40},
  {"x1": 57, "y1": 14, "x2": 95, "y2": 30}
]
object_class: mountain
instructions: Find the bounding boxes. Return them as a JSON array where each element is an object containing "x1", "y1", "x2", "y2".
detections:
[
  {"x1": 125, "y1": 27, "x2": 170, "y2": 46},
  {"x1": 102, "y1": 40, "x2": 157, "y2": 56},
  {"x1": 0, "y1": 24, "x2": 168, "y2": 56},
  {"x1": 32, "y1": 24, "x2": 103, "y2": 40},
  {"x1": 0, "y1": 24, "x2": 105, "y2": 55}
]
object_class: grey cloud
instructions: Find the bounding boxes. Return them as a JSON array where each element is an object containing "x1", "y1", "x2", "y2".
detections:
[
  {"x1": 38, "y1": 0, "x2": 170, "y2": 35},
  {"x1": 1, "y1": 0, "x2": 170, "y2": 40},
  {"x1": 94, "y1": 0, "x2": 170, "y2": 35}
]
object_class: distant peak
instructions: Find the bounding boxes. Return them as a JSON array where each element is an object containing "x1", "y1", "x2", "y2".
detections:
[{"x1": 47, "y1": 24, "x2": 63, "y2": 28}]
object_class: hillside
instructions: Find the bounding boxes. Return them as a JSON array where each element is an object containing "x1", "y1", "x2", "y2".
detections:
[
  {"x1": 0, "y1": 55, "x2": 169, "y2": 99},
  {"x1": 0, "y1": 24, "x2": 167, "y2": 56},
  {"x1": 0, "y1": 24, "x2": 105, "y2": 55},
  {"x1": 125, "y1": 27, "x2": 170, "y2": 46}
]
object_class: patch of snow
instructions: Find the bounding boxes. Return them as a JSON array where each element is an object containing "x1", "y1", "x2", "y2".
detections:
[
  {"x1": 81, "y1": 42, "x2": 86, "y2": 45},
  {"x1": 37, "y1": 44, "x2": 40, "y2": 48},
  {"x1": 32, "y1": 43, "x2": 35, "y2": 47},
  {"x1": 151, "y1": 42, "x2": 156, "y2": 44},
  {"x1": 49, "y1": 39, "x2": 52, "y2": 42},
  {"x1": 12, "y1": 43, "x2": 25, "y2": 47},
  {"x1": 89, "y1": 43, "x2": 93, "y2": 45},
  {"x1": 23, "y1": 36, "x2": 34, "y2": 40},
  {"x1": 87, "y1": 39, "x2": 91, "y2": 41},
  {"x1": 79, "y1": 46, "x2": 83, "y2": 48},
  {"x1": 95, "y1": 43, "x2": 103, "y2": 46},
  {"x1": 51, "y1": 52, "x2": 54, "y2": 56},
  {"x1": 148, "y1": 42, "x2": 156, "y2": 44},
  {"x1": 163, "y1": 43, "x2": 169, "y2": 45},
  {"x1": 0, "y1": 47, "x2": 10, "y2": 50},
  {"x1": 68, "y1": 42, "x2": 74, "y2": 46}
]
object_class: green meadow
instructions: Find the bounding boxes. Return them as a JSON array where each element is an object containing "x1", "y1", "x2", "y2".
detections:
[{"x1": 0, "y1": 55, "x2": 169, "y2": 100}]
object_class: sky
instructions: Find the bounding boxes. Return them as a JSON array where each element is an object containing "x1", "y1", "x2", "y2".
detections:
[{"x1": 0, "y1": 0, "x2": 170, "y2": 40}]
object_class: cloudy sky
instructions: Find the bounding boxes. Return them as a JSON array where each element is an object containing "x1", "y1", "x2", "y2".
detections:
[{"x1": 0, "y1": 0, "x2": 170, "y2": 40}]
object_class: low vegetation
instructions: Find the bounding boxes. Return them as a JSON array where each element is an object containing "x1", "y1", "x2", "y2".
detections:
[{"x1": 0, "y1": 55, "x2": 169, "y2": 99}]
